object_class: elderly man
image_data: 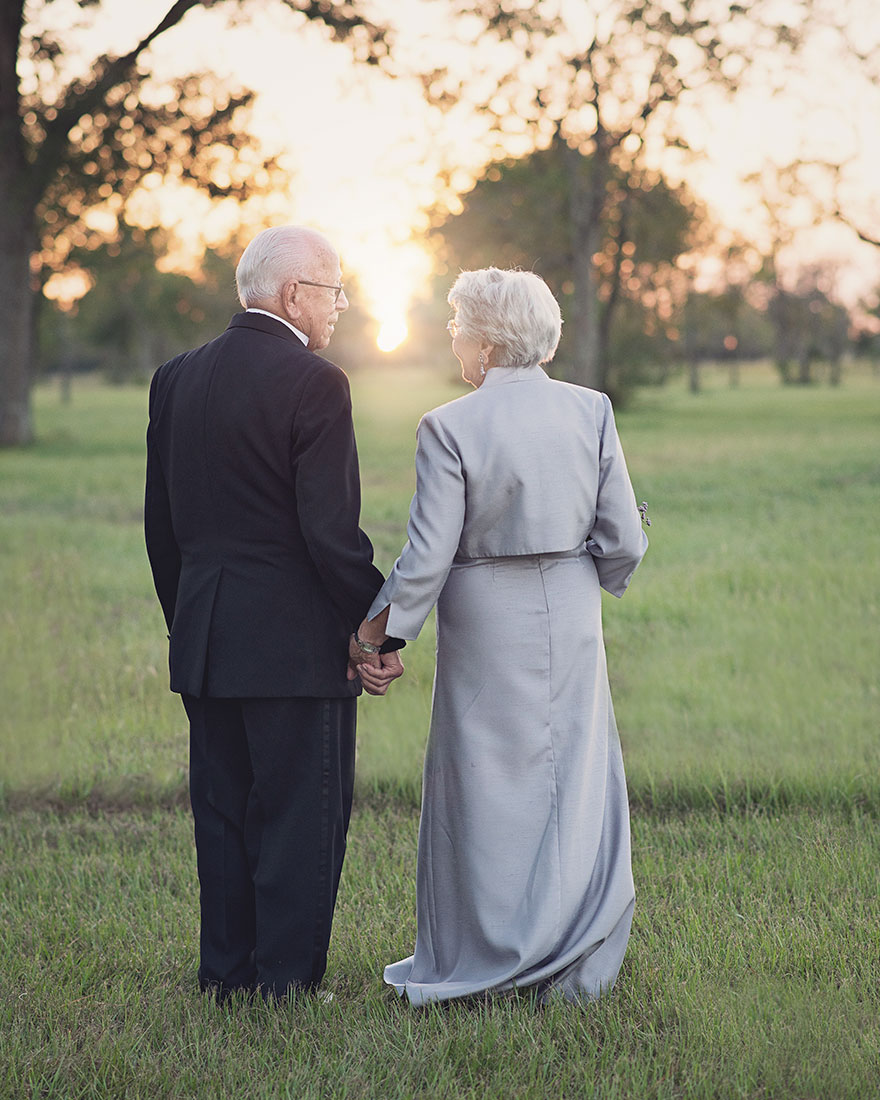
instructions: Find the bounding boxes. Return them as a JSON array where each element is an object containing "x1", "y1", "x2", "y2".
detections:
[{"x1": 145, "y1": 226, "x2": 403, "y2": 1001}]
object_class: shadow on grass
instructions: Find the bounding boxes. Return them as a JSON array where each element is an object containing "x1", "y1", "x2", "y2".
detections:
[{"x1": 3, "y1": 772, "x2": 878, "y2": 819}]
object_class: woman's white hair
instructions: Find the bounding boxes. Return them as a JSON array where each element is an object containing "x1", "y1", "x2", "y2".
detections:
[
  {"x1": 235, "y1": 226, "x2": 336, "y2": 308},
  {"x1": 448, "y1": 267, "x2": 562, "y2": 368}
]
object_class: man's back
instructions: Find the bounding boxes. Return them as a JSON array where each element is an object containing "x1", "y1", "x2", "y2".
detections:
[
  {"x1": 144, "y1": 225, "x2": 403, "y2": 1003},
  {"x1": 146, "y1": 311, "x2": 384, "y2": 698}
]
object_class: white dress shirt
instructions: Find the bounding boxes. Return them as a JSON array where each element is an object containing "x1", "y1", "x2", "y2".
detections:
[{"x1": 246, "y1": 308, "x2": 308, "y2": 347}]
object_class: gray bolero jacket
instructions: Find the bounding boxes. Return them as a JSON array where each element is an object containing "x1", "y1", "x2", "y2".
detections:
[{"x1": 368, "y1": 364, "x2": 648, "y2": 639}]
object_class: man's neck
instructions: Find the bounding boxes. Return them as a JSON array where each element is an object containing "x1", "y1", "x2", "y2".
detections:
[{"x1": 246, "y1": 308, "x2": 309, "y2": 347}]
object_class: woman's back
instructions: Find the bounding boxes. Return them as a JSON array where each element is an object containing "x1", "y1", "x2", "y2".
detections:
[
  {"x1": 425, "y1": 364, "x2": 608, "y2": 559},
  {"x1": 420, "y1": 364, "x2": 645, "y2": 597}
]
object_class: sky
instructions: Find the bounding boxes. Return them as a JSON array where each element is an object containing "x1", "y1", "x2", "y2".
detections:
[{"x1": 29, "y1": 0, "x2": 880, "y2": 347}]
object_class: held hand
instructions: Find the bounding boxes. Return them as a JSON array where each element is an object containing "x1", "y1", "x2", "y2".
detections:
[
  {"x1": 346, "y1": 633, "x2": 387, "y2": 694},
  {"x1": 379, "y1": 649, "x2": 404, "y2": 680},
  {"x1": 348, "y1": 632, "x2": 379, "y2": 670},
  {"x1": 357, "y1": 664, "x2": 392, "y2": 696},
  {"x1": 347, "y1": 608, "x2": 398, "y2": 694},
  {"x1": 347, "y1": 648, "x2": 405, "y2": 696}
]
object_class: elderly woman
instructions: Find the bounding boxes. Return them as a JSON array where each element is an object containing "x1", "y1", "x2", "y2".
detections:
[{"x1": 351, "y1": 267, "x2": 648, "y2": 1005}]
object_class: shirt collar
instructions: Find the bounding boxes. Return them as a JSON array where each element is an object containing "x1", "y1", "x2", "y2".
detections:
[{"x1": 246, "y1": 308, "x2": 309, "y2": 347}]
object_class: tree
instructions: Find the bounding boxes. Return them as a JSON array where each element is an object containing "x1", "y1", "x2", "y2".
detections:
[
  {"x1": 739, "y1": 162, "x2": 855, "y2": 385},
  {"x1": 852, "y1": 296, "x2": 880, "y2": 376},
  {"x1": 759, "y1": 265, "x2": 851, "y2": 386},
  {"x1": 0, "y1": 0, "x2": 389, "y2": 447},
  {"x1": 423, "y1": 0, "x2": 817, "y2": 391},
  {"x1": 829, "y1": 170, "x2": 880, "y2": 249},
  {"x1": 432, "y1": 133, "x2": 698, "y2": 397},
  {"x1": 677, "y1": 284, "x2": 774, "y2": 392},
  {"x1": 824, "y1": 18, "x2": 880, "y2": 250},
  {"x1": 39, "y1": 224, "x2": 242, "y2": 385}
]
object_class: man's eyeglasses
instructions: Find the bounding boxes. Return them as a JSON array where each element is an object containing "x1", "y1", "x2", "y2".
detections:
[{"x1": 298, "y1": 279, "x2": 345, "y2": 305}]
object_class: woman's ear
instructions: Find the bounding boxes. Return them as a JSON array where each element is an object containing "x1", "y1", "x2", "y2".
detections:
[{"x1": 480, "y1": 341, "x2": 497, "y2": 366}]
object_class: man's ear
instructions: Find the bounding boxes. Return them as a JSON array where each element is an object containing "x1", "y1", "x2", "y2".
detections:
[{"x1": 279, "y1": 280, "x2": 299, "y2": 320}]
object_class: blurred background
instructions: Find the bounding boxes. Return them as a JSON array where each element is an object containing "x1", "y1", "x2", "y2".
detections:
[
  {"x1": 1, "y1": 0, "x2": 879, "y2": 433},
  {"x1": 1, "y1": 0, "x2": 878, "y2": 805}
]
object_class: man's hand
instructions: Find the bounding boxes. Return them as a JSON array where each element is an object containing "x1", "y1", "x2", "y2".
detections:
[
  {"x1": 359, "y1": 650, "x2": 405, "y2": 695},
  {"x1": 347, "y1": 631, "x2": 378, "y2": 673},
  {"x1": 347, "y1": 641, "x2": 404, "y2": 696}
]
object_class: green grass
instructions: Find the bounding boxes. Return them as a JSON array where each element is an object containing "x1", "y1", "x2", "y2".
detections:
[
  {"x1": 1, "y1": 805, "x2": 877, "y2": 1098},
  {"x1": 610, "y1": 374, "x2": 880, "y2": 811},
  {"x1": 2, "y1": 362, "x2": 879, "y2": 1098},
  {"x1": 2, "y1": 364, "x2": 878, "y2": 809}
]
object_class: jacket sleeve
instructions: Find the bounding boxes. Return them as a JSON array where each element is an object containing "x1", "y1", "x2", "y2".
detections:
[
  {"x1": 144, "y1": 371, "x2": 181, "y2": 631},
  {"x1": 292, "y1": 364, "x2": 389, "y2": 629},
  {"x1": 586, "y1": 393, "x2": 648, "y2": 597},
  {"x1": 366, "y1": 411, "x2": 466, "y2": 639}
]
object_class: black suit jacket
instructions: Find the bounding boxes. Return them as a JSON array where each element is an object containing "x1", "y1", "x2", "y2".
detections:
[{"x1": 145, "y1": 311, "x2": 393, "y2": 698}]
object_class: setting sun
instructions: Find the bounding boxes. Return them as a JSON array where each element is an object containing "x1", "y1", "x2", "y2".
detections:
[{"x1": 376, "y1": 317, "x2": 409, "y2": 353}]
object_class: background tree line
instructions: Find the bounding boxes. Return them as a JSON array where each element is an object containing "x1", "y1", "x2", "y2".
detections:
[
  {"x1": 39, "y1": 134, "x2": 879, "y2": 399},
  {"x1": 4, "y1": 0, "x2": 879, "y2": 443}
]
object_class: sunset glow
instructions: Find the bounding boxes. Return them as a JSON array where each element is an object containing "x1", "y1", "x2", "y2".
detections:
[
  {"x1": 29, "y1": 0, "x2": 880, "y2": 330},
  {"x1": 376, "y1": 317, "x2": 409, "y2": 353}
]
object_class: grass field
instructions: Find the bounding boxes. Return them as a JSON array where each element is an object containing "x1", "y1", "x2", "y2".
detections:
[{"x1": 1, "y1": 363, "x2": 879, "y2": 1098}]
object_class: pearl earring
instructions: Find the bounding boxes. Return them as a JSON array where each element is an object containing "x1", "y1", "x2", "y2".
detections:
[{"x1": 478, "y1": 352, "x2": 486, "y2": 377}]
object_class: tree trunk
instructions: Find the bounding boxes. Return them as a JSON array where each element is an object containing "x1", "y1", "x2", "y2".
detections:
[
  {"x1": 597, "y1": 198, "x2": 628, "y2": 395},
  {"x1": 59, "y1": 310, "x2": 74, "y2": 404},
  {"x1": 565, "y1": 142, "x2": 605, "y2": 391},
  {"x1": 0, "y1": 194, "x2": 35, "y2": 446},
  {"x1": 797, "y1": 348, "x2": 813, "y2": 385},
  {"x1": 688, "y1": 355, "x2": 700, "y2": 394},
  {"x1": 0, "y1": 0, "x2": 35, "y2": 446}
]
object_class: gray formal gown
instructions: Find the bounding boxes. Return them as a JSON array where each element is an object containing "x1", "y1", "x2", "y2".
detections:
[{"x1": 368, "y1": 364, "x2": 648, "y2": 1005}]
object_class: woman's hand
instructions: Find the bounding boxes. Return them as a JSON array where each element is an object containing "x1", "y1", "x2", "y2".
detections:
[
  {"x1": 347, "y1": 638, "x2": 404, "y2": 695},
  {"x1": 347, "y1": 607, "x2": 401, "y2": 694}
]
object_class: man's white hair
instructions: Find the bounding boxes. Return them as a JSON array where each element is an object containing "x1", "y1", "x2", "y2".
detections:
[
  {"x1": 235, "y1": 226, "x2": 336, "y2": 308},
  {"x1": 447, "y1": 267, "x2": 562, "y2": 368}
]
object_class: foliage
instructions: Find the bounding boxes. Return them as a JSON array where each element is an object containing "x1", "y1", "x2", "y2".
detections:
[
  {"x1": 39, "y1": 226, "x2": 242, "y2": 383},
  {"x1": 679, "y1": 288, "x2": 771, "y2": 363},
  {"x1": 753, "y1": 259, "x2": 852, "y2": 385},
  {"x1": 432, "y1": 135, "x2": 699, "y2": 397},
  {"x1": 38, "y1": 230, "x2": 392, "y2": 383},
  {"x1": 16, "y1": 0, "x2": 389, "y2": 278},
  {"x1": 852, "y1": 294, "x2": 880, "y2": 364},
  {"x1": 0, "y1": 0, "x2": 390, "y2": 445},
  {"x1": 423, "y1": 0, "x2": 816, "y2": 390},
  {"x1": 675, "y1": 286, "x2": 776, "y2": 393}
]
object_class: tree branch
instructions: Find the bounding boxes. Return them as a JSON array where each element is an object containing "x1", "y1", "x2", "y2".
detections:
[
  {"x1": 31, "y1": 0, "x2": 389, "y2": 191},
  {"x1": 34, "y1": 1, "x2": 208, "y2": 189},
  {"x1": 832, "y1": 209, "x2": 880, "y2": 249}
]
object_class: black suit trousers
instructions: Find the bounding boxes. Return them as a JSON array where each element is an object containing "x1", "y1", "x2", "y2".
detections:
[{"x1": 182, "y1": 694, "x2": 356, "y2": 997}]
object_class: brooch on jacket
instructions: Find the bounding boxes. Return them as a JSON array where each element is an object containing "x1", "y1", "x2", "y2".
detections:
[{"x1": 638, "y1": 501, "x2": 651, "y2": 527}]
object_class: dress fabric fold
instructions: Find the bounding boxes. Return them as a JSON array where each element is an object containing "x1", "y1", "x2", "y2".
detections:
[{"x1": 384, "y1": 549, "x2": 635, "y2": 1005}]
